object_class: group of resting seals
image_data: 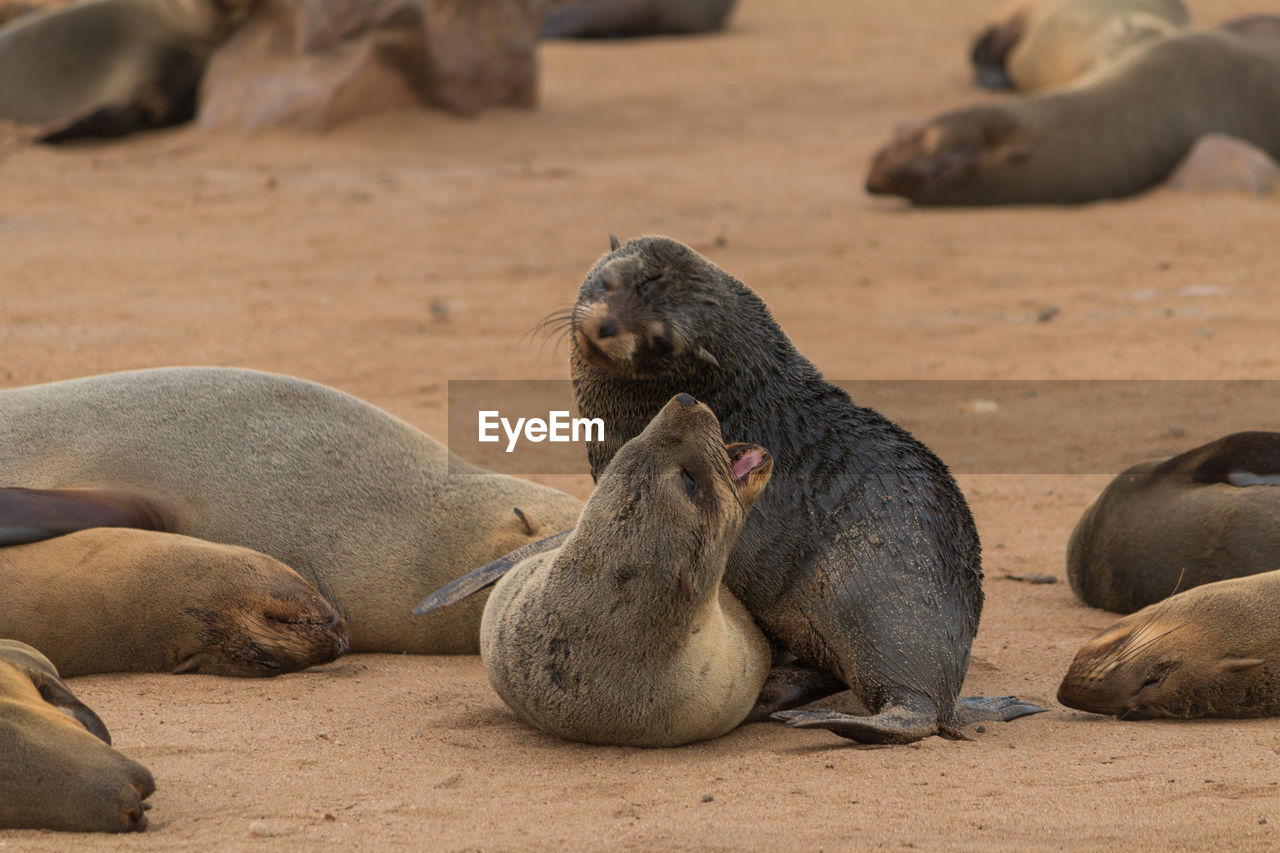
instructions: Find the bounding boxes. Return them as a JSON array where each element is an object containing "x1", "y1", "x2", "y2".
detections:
[
  {"x1": 1059, "y1": 431, "x2": 1280, "y2": 721},
  {"x1": 868, "y1": 0, "x2": 1280, "y2": 205}
]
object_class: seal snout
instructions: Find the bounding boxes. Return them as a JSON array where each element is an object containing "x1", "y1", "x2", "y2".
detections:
[{"x1": 675, "y1": 393, "x2": 698, "y2": 407}]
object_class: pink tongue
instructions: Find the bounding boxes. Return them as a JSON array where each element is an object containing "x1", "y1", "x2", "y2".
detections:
[{"x1": 732, "y1": 448, "x2": 765, "y2": 482}]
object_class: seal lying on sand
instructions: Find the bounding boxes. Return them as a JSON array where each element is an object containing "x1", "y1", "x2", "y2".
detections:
[
  {"x1": 1058, "y1": 570, "x2": 1280, "y2": 719},
  {"x1": 423, "y1": 236, "x2": 1043, "y2": 744},
  {"x1": 0, "y1": 0, "x2": 255, "y2": 141},
  {"x1": 542, "y1": 0, "x2": 736, "y2": 38},
  {"x1": 868, "y1": 29, "x2": 1280, "y2": 205},
  {"x1": 481, "y1": 394, "x2": 773, "y2": 747},
  {"x1": 0, "y1": 640, "x2": 155, "y2": 832},
  {"x1": 970, "y1": 0, "x2": 1188, "y2": 91},
  {"x1": 0, "y1": 527, "x2": 348, "y2": 676},
  {"x1": 1067, "y1": 431, "x2": 1280, "y2": 614},
  {"x1": 0, "y1": 367, "x2": 583, "y2": 654}
]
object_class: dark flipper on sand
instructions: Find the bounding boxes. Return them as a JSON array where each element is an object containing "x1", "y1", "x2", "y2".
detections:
[
  {"x1": 0, "y1": 487, "x2": 163, "y2": 547},
  {"x1": 773, "y1": 695, "x2": 1046, "y2": 745},
  {"x1": 412, "y1": 528, "x2": 573, "y2": 615}
]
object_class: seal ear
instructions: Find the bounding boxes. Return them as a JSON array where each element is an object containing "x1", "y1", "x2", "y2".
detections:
[
  {"x1": 1219, "y1": 658, "x2": 1265, "y2": 672},
  {"x1": 609, "y1": 234, "x2": 621, "y2": 251}
]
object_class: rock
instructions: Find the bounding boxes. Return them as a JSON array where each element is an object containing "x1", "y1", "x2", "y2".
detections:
[
  {"x1": 1164, "y1": 134, "x2": 1280, "y2": 197},
  {"x1": 198, "y1": 0, "x2": 544, "y2": 132}
]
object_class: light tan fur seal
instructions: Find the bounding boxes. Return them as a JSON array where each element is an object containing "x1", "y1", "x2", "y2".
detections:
[
  {"x1": 0, "y1": 0, "x2": 255, "y2": 141},
  {"x1": 868, "y1": 29, "x2": 1280, "y2": 205},
  {"x1": 1058, "y1": 570, "x2": 1280, "y2": 720},
  {"x1": 0, "y1": 367, "x2": 584, "y2": 653},
  {"x1": 970, "y1": 0, "x2": 1188, "y2": 91},
  {"x1": 1067, "y1": 431, "x2": 1280, "y2": 614},
  {"x1": 0, "y1": 639, "x2": 155, "y2": 832},
  {"x1": 0, "y1": 527, "x2": 348, "y2": 676},
  {"x1": 480, "y1": 393, "x2": 773, "y2": 747}
]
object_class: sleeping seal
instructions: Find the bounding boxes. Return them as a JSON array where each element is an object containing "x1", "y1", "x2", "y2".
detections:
[
  {"x1": 868, "y1": 29, "x2": 1280, "y2": 205},
  {"x1": 1058, "y1": 570, "x2": 1280, "y2": 720},
  {"x1": 1067, "y1": 431, "x2": 1280, "y2": 614},
  {"x1": 480, "y1": 393, "x2": 773, "y2": 747},
  {"x1": 0, "y1": 640, "x2": 155, "y2": 832},
  {"x1": 0, "y1": 527, "x2": 348, "y2": 676}
]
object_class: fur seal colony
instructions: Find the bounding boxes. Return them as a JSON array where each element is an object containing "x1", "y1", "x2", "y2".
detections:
[
  {"x1": 0, "y1": 527, "x2": 349, "y2": 676},
  {"x1": 0, "y1": 367, "x2": 583, "y2": 654},
  {"x1": 424, "y1": 236, "x2": 1043, "y2": 744},
  {"x1": 0, "y1": 0, "x2": 255, "y2": 141},
  {"x1": 480, "y1": 393, "x2": 774, "y2": 747},
  {"x1": 969, "y1": 0, "x2": 1188, "y2": 91},
  {"x1": 0, "y1": 640, "x2": 155, "y2": 832},
  {"x1": 1067, "y1": 431, "x2": 1280, "y2": 614},
  {"x1": 867, "y1": 29, "x2": 1280, "y2": 205},
  {"x1": 1058, "y1": 570, "x2": 1280, "y2": 720},
  {"x1": 542, "y1": 0, "x2": 736, "y2": 39}
]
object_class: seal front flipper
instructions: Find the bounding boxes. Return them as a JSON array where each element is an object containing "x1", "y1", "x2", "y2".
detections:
[
  {"x1": 412, "y1": 528, "x2": 573, "y2": 615},
  {"x1": 746, "y1": 661, "x2": 847, "y2": 722},
  {"x1": 0, "y1": 487, "x2": 164, "y2": 546},
  {"x1": 774, "y1": 695, "x2": 1046, "y2": 744}
]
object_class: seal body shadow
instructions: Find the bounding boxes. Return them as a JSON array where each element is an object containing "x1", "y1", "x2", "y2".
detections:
[
  {"x1": 566, "y1": 235, "x2": 1042, "y2": 743},
  {"x1": 0, "y1": 367, "x2": 583, "y2": 653},
  {"x1": 480, "y1": 394, "x2": 773, "y2": 747},
  {"x1": 0, "y1": 640, "x2": 155, "y2": 832},
  {"x1": 1068, "y1": 431, "x2": 1280, "y2": 613},
  {"x1": 0, "y1": 527, "x2": 349, "y2": 676},
  {"x1": 1059, "y1": 570, "x2": 1280, "y2": 719},
  {"x1": 869, "y1": 29, "x2": 1280, "y2": 205}
]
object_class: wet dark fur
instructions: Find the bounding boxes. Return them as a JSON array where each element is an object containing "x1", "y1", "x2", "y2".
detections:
[
  {"x1": 567, "y1": 236, "x2": 984, "y2": 734},
  {"x1": 1068, "y1": 431, "x2": 1280, "y2": 614}
]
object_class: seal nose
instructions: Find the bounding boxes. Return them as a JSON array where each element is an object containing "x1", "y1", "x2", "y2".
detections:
[
  {"x1": 598, "y1": 317, "x2": 619, "y2": 339},
  {"x1": 675, "y1": 393, "x2": 697, "y2": 408}
]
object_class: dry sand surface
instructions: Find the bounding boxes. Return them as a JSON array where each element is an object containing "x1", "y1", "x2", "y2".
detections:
[{"x1": 3, "y1": 0, "x2": 1280, "y2": 849}]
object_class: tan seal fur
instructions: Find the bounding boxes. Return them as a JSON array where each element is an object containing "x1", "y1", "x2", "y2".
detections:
[
  {"x1": 0, "y1": 640, "x2": 155, "y2": 832},
  {"x1": 868, "y1": 29, "x2": 1280, "y2": 205},
  {"x1": 0, "y1": 367, "x2": 584, "y2": 654},
  {"x1": 970, "y1": 0, "x2": 1188, "y2": 92},
  {"x1": 0, "y1": 0, "x2": 255, "y2": 139},
  {"x1": 1058, "y1": 570, "x2": 1280, "y2": 720},
  {"x1": 1067, "y1": 431, "x2": 1280, "y2": 614},
  {"x1": 480, "y1": 394, "x2": 773, "y2": 747},
  {"x1": 0, "y1": 527, "x2": 349, "y2": 676}
]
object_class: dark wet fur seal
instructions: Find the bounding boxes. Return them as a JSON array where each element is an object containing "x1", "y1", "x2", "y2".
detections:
[
  {"x1": 868, "y1": 29, "x2": 1280, "y2": 205},
  {"x1": 0, "y1": 367, "x2": 583, "y2": 654},
  {"x1": 542, "y1": 0, "x2": 735, "y2": 38},
  {"x1": 0, "y1": 0, "x2": 255, "y2": 142},
  {"x1": 480, "y1": 394, "x2": 774, "y2": 747},
  {"x1": 553, "y1": 235, "x2": 1042, "y2": 744},
  {"x1": 0, "y1": 527, "x2": 349, "y2": 676},
  {"x1": 1067, "y1": 431, "x2": 1280, "y2": 614},
  {"x1": 0, "y1": 640, "x2": 155, "y2": 832},
  {"x1": 970, "y1": 0, "x2": 1187, "y2": 91},
  {"x1": 1058, "y1": 570, "x2": 1280, "y2": 720}
]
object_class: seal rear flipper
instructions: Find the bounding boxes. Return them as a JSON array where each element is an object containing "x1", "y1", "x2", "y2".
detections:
[
  {"x1": 0, "y1": 487, "x2": 165, "y2": 547},
  {"x1": 746, "y1": 662, "x2": 848, "y2": 722},
  {"x1": 771, "y1": 706, "x2": 952, "y2": 745},
  {"x1": 953, "y1": 694, "x2": 1047, "y2": 725},
  {"x1": 412, "y1": 528, "x2": 573, "y2": 615},
  {"x1": 542, "y1": 1, "x2": 650, "y2": 39}
]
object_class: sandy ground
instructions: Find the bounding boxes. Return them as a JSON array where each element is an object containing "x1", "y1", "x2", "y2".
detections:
[{"x1": 3, "y1": 0, "x2": 1280, "y2": 848}]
